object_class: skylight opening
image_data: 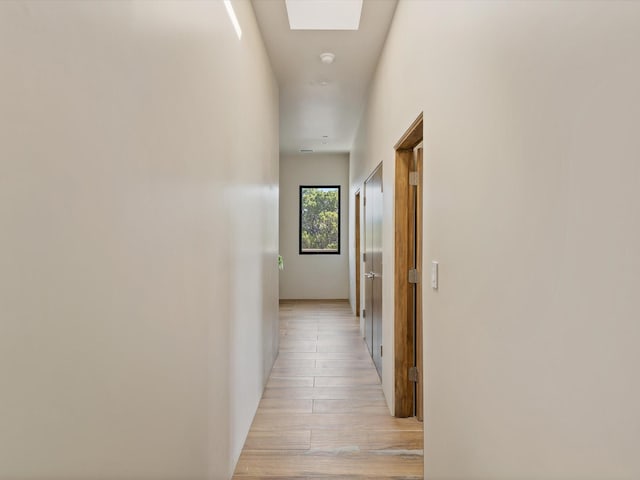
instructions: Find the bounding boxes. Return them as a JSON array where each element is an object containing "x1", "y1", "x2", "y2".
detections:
[{"x1": 285, "y1": 0, "x2": 363, "y2": 30}]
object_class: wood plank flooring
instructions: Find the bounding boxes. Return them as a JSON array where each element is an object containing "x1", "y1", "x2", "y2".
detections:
[{"x1": 232, "y1": 300, "x2": 423, "y2": 480}]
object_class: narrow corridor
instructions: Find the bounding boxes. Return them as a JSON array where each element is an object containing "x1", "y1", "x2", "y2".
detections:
[{"x1": 233, "y1": 300, "x2": 423, "y2": 479}]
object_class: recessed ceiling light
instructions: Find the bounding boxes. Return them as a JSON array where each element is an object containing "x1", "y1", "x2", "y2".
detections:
[
  {"x1": 320, "y1": 52, "x2": 335, "y2": 64},
  {"x1": 285, "y1": 0, "x2": 363, "y2": 30}
]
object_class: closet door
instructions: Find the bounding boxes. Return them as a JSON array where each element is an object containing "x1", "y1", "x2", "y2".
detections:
[{"x1": 364, "y1": 164, "x2": 383, "y2": 377}]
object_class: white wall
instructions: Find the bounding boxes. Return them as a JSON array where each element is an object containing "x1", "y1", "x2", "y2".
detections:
[
  {"x1": 350, "y1": 1, "x2": 640, "y2": 478},
  {"x1": 280, "y1": 154, "x2": 349, "y2": 299},
  {"x1": 0, "y1": 1, "x2": 278, "y2": 479}
]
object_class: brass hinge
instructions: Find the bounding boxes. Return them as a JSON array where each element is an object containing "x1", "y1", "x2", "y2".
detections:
[
  {"x1": 409, "y1": 366, "x2": 419, "y2": 383},
  {"x1": 408, "y1": 269, "x2": 420, "y2": 284},
  {"x1": 409, "y1": 171, "x2": 419, "y2": 186}
]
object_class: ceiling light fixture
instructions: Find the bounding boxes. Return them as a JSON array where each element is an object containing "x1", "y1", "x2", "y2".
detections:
[{"x1": 320, "y1": 52, "x2": 335, "y2": 64}]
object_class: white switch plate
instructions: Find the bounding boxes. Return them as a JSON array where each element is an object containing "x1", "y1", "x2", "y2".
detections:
[{"x1": 431, "y1": 261, "x2": 439, "y2": 289}]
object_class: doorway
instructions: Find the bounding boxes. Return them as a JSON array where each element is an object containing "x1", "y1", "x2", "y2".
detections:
[
  {"x1": 364, "y1": 164, "x2": 383, "y2": 377},
  {"x1": 394, "y1": 113, "x2": 424, "y2": 420}
]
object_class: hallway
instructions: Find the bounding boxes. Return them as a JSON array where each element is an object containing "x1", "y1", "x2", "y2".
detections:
[{"x1": 233, "y1": 301, "x2": 423, "y2": 479}]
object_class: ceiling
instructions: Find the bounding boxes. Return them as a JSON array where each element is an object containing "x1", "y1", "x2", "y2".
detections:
[{"x1": 252, "y1": 0, "x2": 398, "y2": 155}]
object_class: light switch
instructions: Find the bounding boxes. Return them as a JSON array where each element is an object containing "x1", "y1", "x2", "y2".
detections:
[{"x1": 431, "y1": 261, "x2": 439, "y2": 290}]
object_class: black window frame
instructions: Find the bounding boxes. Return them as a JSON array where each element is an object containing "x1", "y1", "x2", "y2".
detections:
[{"x1": 299, "y1": 185, "x2": 341, "y2": 255}]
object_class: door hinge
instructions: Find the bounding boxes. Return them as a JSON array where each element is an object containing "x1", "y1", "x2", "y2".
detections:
[
  {"x1": 408, "y1": 269, "x2": 420, "y2": 284},
  {"x1": 409, "y1": 171, "x2": 419, "y2": 186},
  {"x1": 362, "y1": 309, "x2": 365, "y2": 318},
  {"x1": 362, "y1": 252, "x2": 366, "y2": 262},
  {"x1": 409, "y1": 366, "x2": 419, "y2": 383},
  {"x1": 380, "y1": 345, "x2": 383, "y2": 357}
]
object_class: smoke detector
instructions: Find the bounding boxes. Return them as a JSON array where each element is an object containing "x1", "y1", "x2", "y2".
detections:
[{"x1": 320, "y1": 52, "x2": 335, "y2": 64}]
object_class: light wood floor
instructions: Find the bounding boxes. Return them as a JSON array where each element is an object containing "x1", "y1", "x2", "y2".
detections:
[{"x1": 232, "y1": 300, "x2": 423, "y2": 480}]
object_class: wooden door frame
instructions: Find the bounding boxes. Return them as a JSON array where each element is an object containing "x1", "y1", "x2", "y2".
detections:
[
  {"x1": 394, "y1": 113, "x2": 424, "y2": 418},
  {"x1": 355, "y1": 190, "x2": 361, "y2": 317},
  {"x1": 415, "y1": 146, "x2": 424, "y2": 421}
]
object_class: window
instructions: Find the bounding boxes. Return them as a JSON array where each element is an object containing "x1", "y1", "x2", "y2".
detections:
[{"x1": 299, "y1": 185, "x2": 340, "y2": 254}]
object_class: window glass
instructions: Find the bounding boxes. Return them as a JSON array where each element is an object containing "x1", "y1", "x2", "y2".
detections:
[{"x1": 299, "y1": 186, "x2": 340, "y2": 254}]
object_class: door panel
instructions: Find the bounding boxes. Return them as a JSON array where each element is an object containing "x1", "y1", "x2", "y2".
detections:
[
  {"x1": 364, "y1": 186, "x2": 373, "y2": 356},
  {"x1": 365, "y1": 165, "x2": 383, "y2": 377}
]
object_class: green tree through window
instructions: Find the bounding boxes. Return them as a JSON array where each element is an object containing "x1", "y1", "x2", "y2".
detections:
[{"x1": 299, "y1": 186, "x2": 340, "y2": 254}]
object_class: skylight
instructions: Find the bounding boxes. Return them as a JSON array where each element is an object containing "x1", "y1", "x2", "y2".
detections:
[{"x1": 285, "y1": 0, "x2": 363, "y2": 30}]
